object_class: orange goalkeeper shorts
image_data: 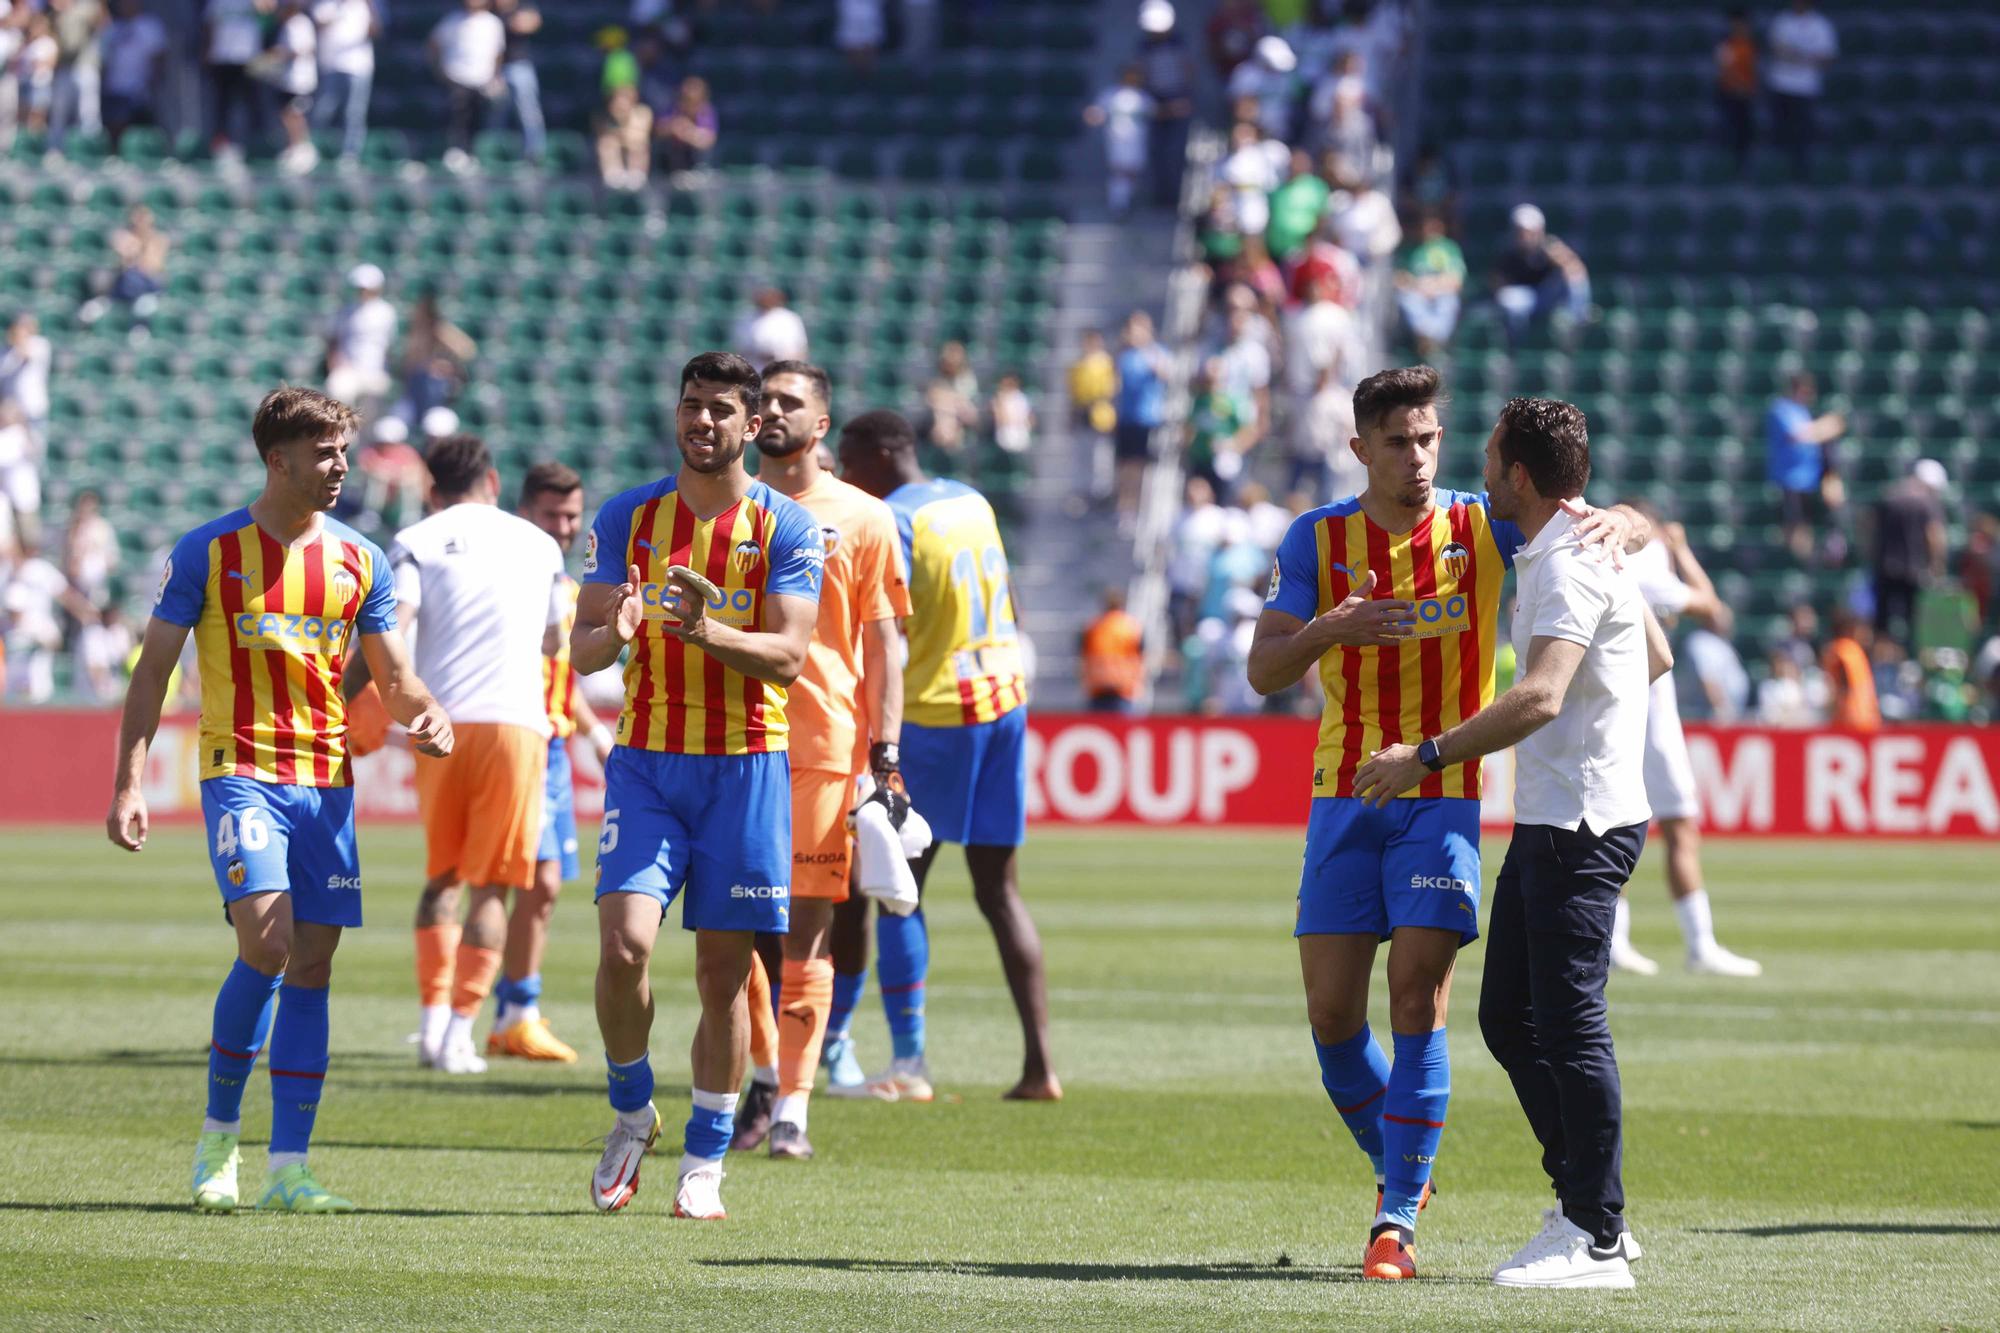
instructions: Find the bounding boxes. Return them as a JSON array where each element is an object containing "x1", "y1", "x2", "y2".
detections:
[
  {"x1": 414, "y1": 721, "x2": 548, "y2": 890},
  {"x1": 790, "y1": 768, "x2": 855, "y2": 901}
]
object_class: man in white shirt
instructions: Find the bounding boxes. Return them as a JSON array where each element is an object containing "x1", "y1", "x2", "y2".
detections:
[
  {"x1": 734, "y1": 285, "x2": 808, "y2": 366},
  {"x1": 266, "y1": 6, "x2": 319, "y2": 175},
  {"x1": 0, "y1": 313, "x2": 52, "y2": 444},
  {"x1": 1355, "y1": 397, "x2": 1670, "y2": 1291},
  {"x1": 99, "y1": 0, "x2": 167, "y2": 153},
  {"x1": 311, "y1": 0, "x2": 378, "y2": 163},
  {"x1": 1618, "y1": 515, "x2": 1762, "y2": 978},
  {"x1": 1765, "y1": 0, "x2": 1836, "y2": 172},
  {"x1": 428, "y1": 0, "x2": 506, "y2": 174},
  {"x1": 374, "y1": 435, "x2": 568, "y2": 1075},
  {"x1": 324, "y1": 263, "x2": 397, "y2": 411},
  {"x1": 203, "y1": 0, "x2": 266, "y2": 153}
]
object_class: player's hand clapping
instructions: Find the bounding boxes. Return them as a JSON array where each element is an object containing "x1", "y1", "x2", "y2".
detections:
[
  {"x1": 106, "y1": 788, "x2": 149, "y2": 852},
  {"x1": 662, "y1": 565, "x2": 716, "y2": 644},
  {"x1": 406, "y1": 703, "x2": 455, "y2": 758},
  {"x1": 607, "y1": 564, "x2": 647, "y2": 644},
  {"x1": 1314, "y1": 570, "x2": 1416, "y2": 647}
]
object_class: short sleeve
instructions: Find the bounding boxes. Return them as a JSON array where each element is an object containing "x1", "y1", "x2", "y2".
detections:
[
  {"x1": 581, "y1": 495, "x2": 631, "y2": 584},
  {"x1": 858, "y1": 506, "x2": 910, "y2": 622},
  {"x1": 152, "y1": 529, "x2": 210, "y2": 628},
  {"x1": 1478, "y1": 493, "x2": 1527, "y2": 569},
  {"x1": 389, "y1": 536, "x2": 421, "y2": 611},
  {"x1": 1530, "y1": 548, "x2": 1611, "y2": 648},
  {"x1": 1263, "y1": 514, "x2": 1323, "y2": 621},
  {"x1": 889, "y1": 504, "x2": 916, "y2": 581},
  {"x1": 767, "y1": 503, "x2": 825, "y2": 603},
  {"x1": 357, "y1": 539, "x2": 399, "y2": 634}
]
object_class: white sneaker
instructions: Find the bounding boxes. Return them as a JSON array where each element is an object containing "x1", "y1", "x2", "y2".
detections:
[
  {"x1": 435, "y1": 1030, "x2": 488, "y2": 1075},
  {"x1": 672, "y1": 1161, "x2": 726, "y2": 1220},
  {"x1": 1609, "y1": 939, "x2": 1660, "y2": 976},
  {"x1": 279, "y1": 141, "x2": 319, "y2": 175},
  {"x1": 1493, "y1": 1214, "x2": 1635, "y2": 1289},
  {"x1": 1688, "y1": 943, "x2": 1762, "y2": 977},
  {"x1": 1495, "y1": 1207, "x2": 1568, "y2": 1272},
  {"x1": 590, "y1": 1103, "x2": 660, "y2": 1213},
  {"x1": 442, "y1": 147, "x2": 475, "y2": 175},
  {"x1": 853, "y1": 1056, "x2": 933, "y2": 1103}
]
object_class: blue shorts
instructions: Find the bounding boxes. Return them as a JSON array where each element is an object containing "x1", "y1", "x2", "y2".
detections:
[
  {"x1": 538, "y1": 735, "x2": 581, "y2": 881},
  {"x1": 199, "y1": 777, "x2": 362, "y2": 928},
  {"x1": 594, "y1": 746, "x2": 792, "y2": 933},
  {"x1": 901, "y1": 707, "x2": 1029, "y2": 848},
  {"x1": 1296, "y1": 797, "x2": 1482, "y2": 946}
]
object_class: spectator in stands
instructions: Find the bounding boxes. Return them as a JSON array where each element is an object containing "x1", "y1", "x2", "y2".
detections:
[
  {"x1": 266, "y1": 3, "x2": 320, "y2": 175},
  {"x1": 595, "y1": 82, "x2": 651, "y2": 190},
  {"x1": 47, "y1": 0, "x2": 105, "y2": 155},
  {"x1": 1684, "y1": 622, "x2": 1749, "y2": 721},
  {"x1": 15, "y1": 12, "x2": 57, "y2": 136},
  {"x1": 1197, "y1": 183, "x2": 1246, "y2": 274},
  {"x1": 919, "y1": 341, "x2": 981, "y2": 457},
  {"x1": 991, "y1": 372, "x2": 1033, "y2": 457},
  {"x1": 61, "y1": 487, "x2": 118, "y2": 607},
  {"x1": 1290, "y1": 211, "x2": 1363, "y2": 309},
  {"x1": 834, "y1": 0, "x2": 883, "y2": 74},
  {"x1": 1069, "y1": 328, "x2": 1117, "y2": 493},
  {"x1": 1204, "y1": 0, "x2": 1265, "y2": 81},
  {"x1": 1137, "y1": 0, "x2": 1194, "y2": 208},
  {"x1": 1080, "y1": 587, "x2": 1144, "y2": 714},
  {"x1": 324, "y1": 262, "x2": 397, "y2": 411},
  {"x1": 1309, "y1": 50, "x2": 1376, "y2": 167},
  {"x1": 1775, "y1": 601, "x2": 1820, "y2": 674},
  {"x1": 1285, "y1": 270, "x2": 1356, "y2": 415},
  {"x1": 1765, "y1": 0, "x2": 1836, "y2": 174},
  {"x1": 1755, "y1": 644, "x2": 1824, "y2": 726},
  {"x1": 1328, "y1": 162, "x2": 1401, "y2": 266},
  {"x1": 2, "y1": 538, "x2": 94, "y2": 701},
  {"x1": 1395, "y1": 212, "x2": 1465, "y2": 357},
  {"x1": 656, "y1": 74, "x2": 715, "y2": 172},
  {"x1": 1112, "y1": 310, "x2": 1168, "y2": 529},
  {"x1": 339, "y1": 413, "x2": 425, "y2": 532},
  {"x1": 99, "y1": 0, "x2": 167, "y2": 154},
  {"x1": 1714, "y1": 7, "x2": 1757, "y2": 172},
  {"x1": 1219, "y1": 119, "x2": 1283, "y2": 240},
  {"x1": 1491, "y1": 202, "x2": 1590, "y2": 345},
  {"x1": 1237, "y1": 481, "x2": 1290, "y2": 553},
  {"x1": 1083, "y1": 64, "x2": 1155, "y2": 218},
  {"x1": 1764, "y1": 370, "x2": 1846, "y2": 563},
  {"x1": 1822, "y1": 607, "x2": 1879, "y2": 731},
  {"x1": 629, "y1": 28, "x2": 679, "y2": 122},
  {"x1": 311, "y1": 0, "x2": 378, "y2": 165},
  {"x1": 492, "y1": 0, "x2": 543, "y2": 164},
  {"x1": 1960, "y1": 511, "x2": 1999, "y2": 627},
  {"x1": 201, "y1": 0, "x2": 264, "y2": 156},
  {"x1": 396, "y1": 288, "x2": 476, "y2": 422},
  {"x1": 1210, "y1": 304, "x2": 1272, "y2": 460},
  {"x1": 1264, "y1": 147, "x2": 1329, "y2": 264},
  {"x1": 0, "y1": 313, "x2": 51, "y2": 448},
  {"x1": 1301, "y1": 363, "x2": 1364, "y2": 504},
  {"x1": 76, "y1": 601, "x2": 134, "y2": 702},
  {"x1": 1871, "y1": 457, "x2": 1948, "y2": 650},
  {"x1": 79, "y1": 204, "x2": 168, "y2": 333},
  {"x1": 1399, "y1": 141, "x2": 1459, "y2": 234},
  {"x1": 1228, "y1": 33, "x2": 1297, "y2": 141},
  {"x1": 734, "y1": 284, "x2": 807, "y2": 366},
  {"x1": 1167, "y1": 476, "x2": 1225, "y2": 640},
  {"x1": 0, "y1": 399, "x2": 38, "y2": 542},
  {"x1": 0, "y1": 4, "x2": 21, "y2": 155},
  {"x1": 1185, "y1": 359, "x2": 1247, "y2": 499},
  {"x1": 430, "y1": 0, "x2": 507, "y2": 176}
]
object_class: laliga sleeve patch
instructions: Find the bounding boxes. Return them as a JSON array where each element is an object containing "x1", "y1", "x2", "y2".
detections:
[
  {"x1": 1266, "y1": 560, "x2": 1281, "y2": 601},
  {"x1": 156, "y1": 558, "x2": 173, "y2": 605},
  {"x1": 582, "y1": 530, "x2": 599, "y2": 574}
]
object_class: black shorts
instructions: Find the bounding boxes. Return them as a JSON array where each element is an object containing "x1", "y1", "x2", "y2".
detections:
[{"x1": 1113, "y1": 420, "x2": 1155, "y2": 462}]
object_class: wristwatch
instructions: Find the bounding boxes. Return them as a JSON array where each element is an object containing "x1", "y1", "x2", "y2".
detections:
[{"x1": 1417, "y1": 738, "x2": 1446, "y2": 773}]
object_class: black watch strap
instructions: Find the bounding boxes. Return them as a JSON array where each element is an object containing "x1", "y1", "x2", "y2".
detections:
[
  {"x1": 1418, "y1": 738, "x2": 1446, "y2": 773},
  {"x1": 870, "y1": 741, "x2": 901, "y2": 773}
]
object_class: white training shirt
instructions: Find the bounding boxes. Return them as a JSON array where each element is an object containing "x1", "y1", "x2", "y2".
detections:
[
  {"x1": 315, "y1": 0, "x2": 376, "y2": 78},
  {"x1": 389, "y1": 503, "x2": 566, "y2": 736},
  {"x1": 328, "y1": 296, "x2": 398, "y2": 377},
  {"x1": 1508, "y1": 507, "x2": 1653, "y2": 833},
  {"x1": 431, "y1": 9, "x2": 507, "y2": 90},
  {"x1": 204, "y1": 0, "x2": 264, "y2": 65},
  {"x1": 1766, "y1": 9, "x2": 1837, "y2": 97},
  {"x1": 1627, "y1": 538, "x2": 1692, "y2": 727}
]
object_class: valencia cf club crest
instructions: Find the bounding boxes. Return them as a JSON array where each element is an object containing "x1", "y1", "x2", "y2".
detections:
[
  {"x1": 330, "y1": 567, "x2": 359, "y2": 605},
  {"x1": 1439, "y1": 542, "x2": 1471, "y2": 583},
  {"x1": 227, "y1": 860, "x2": 247, "y2": 888},
  {"x1": 820, "y1": 525, "x2": 842, "y2": 556},
  {"x1": 732, "y1": 540, "x2": 762, "y2": 574}
]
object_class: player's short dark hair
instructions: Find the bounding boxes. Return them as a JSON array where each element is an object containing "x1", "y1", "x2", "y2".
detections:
[
  {"x1": 1494, "y1": 396, "x2": 1592, "y2": 500},
  {"x1": 760, "y1": 359, "x2": 831, "y2": 413},
  {"x1": 252, "y1": 385, "x2": 359, "y2": 460},
  {"x1": 839, "y1": 409, "x2": 917, "y2": 455},
  {"x1": 518, "y1": 460, "x2": 582, "y2": 507},
  {"x1": 679, "y1": 350, "x2": 761, "y2": 410},
  {"x1": 425, "y1": 433, "x2": 494, "y2": 497},
  {"x1": 1352, "y1": 365, "x2": 1447, "y2": 434}
]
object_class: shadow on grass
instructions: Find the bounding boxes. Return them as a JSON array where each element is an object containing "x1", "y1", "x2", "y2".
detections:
[
  {"x1": 698, "y1": 1257, "x2": 1486, "y2": 1286},
  {"x1": 0, "y1": 1200, "x2": 585, "y2": 1219},
  {"x1": 1956, "y1": 1121, "x2": 2000, "y2": 1131},
  {"x1": 312, "y1": 1139, "x2": 599, "y2": 1157},
  {"x1": 1699, "y1": 1223, "x2": 2000, "y2": 1238},
  {"x1": 361, "y1": 1079, "x2": 619, "y2": 1099},
  {"x1": 0, "y1": 1050, "x2": 417, "y2": 1070}
]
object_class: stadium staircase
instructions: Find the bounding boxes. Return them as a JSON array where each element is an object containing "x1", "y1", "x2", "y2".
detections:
[{"x1": 1416, "y1": 0, "x2": 2000, "y2": 652}]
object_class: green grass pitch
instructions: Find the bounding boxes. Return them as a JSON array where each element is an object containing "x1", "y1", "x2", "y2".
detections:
[{"x1": 2, "y1": 825, "x2": 1997, "y2": 1330}]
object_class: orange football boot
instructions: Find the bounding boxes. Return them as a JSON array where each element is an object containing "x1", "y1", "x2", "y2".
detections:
[
  {"x1": 491, "y1": 1017, "x2": 578, "y2": 1062},
  {"x1": 1362, "y1": 1226, "x2": 1417, "y2": 1281}
]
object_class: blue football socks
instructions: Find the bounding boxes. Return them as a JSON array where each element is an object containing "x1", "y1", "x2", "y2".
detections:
[
  {"x1": 828, "y1": 966, "x2": 867, "y2": 1041},
  {"x1": 875, "y1": 908, "x2": 928, "y2": 1061},
  {"x1": 266, "y1": 984, "x2": 330, "y2": 1156},
  {"x1": 1313, "y1": 1024, "x2": 1391, "y2": 1177},
  {"x1": 206, "y1": 960, "x2": 282, "y2": 1125},
  {"x1": 1380, "y1": 1028, "x2": 1450, "y2": 1229},
  {"x1": 606, "y1": 1052, "x2": 654, "y2": 1113}
]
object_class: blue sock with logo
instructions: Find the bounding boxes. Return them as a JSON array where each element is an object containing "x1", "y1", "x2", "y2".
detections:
[
  {"x1": 606, "y1": 1052, "x2": 654, "y2": 1113},
  {"x1": 267, "y1": 985, "x2": 330, "y2": 1155},
  {"x1": 495, "y1": 973, "x2": 542, "y2": 1026},
  {"x1": 828, "y1": 966, "x2": 867, "y2": 1041},
  {"x1": 876, "y1": 908, "x2": 928, "y2": 1061},
  {"x1": 684, "y1": 1089, "x2": 737, "y2": 1162},
  {"x1": 206, "y1": 960, "x2": 282, "y2": 1125},
  {"x1": 1380, "y1": 1028, "x2": 1450, "y2": 1229},
  {"x1": 1313, "y1": 1024, "x2": 1390, "y2": 1178}
]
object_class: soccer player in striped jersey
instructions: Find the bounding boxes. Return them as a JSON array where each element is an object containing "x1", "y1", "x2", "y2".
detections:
[
  {"x1": 486, "y1": 462, "x2": 617, "y2": 1064},
  {"x1": 107, "y1": 387, "x2": 454, "y2": 1214},
  {"x1": 1247, "y1": 366, "x2": 1645, "y2": 1280},
  {"x1": 573, "y1": 352, "x2": 824, "y2": 1220},
  {"x1": 836, "y1": 410, "x2": 1060, "y2": 1103}
]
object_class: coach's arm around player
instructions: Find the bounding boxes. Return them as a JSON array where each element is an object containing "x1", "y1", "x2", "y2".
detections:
[{"x1": 571, "y1": 563, "x2": 816, "y2": 686}]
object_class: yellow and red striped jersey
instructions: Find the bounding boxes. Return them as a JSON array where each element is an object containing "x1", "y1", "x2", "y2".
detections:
[
  {"x1": 582, "y1": 477, "x2": 824, "y2": 755},
  {"x1": 885, "y1": 478, "x2": 1027, "y2": 728},
  {"x1": 543, "y1": 574, "x2": 579, "y2": 739},
  {"x1": 1264, "y1": 490, "x2": 1525, "y2": 800},
  {"x1": 153, "y1": 508, "x2": 397, "y2": 786}
]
